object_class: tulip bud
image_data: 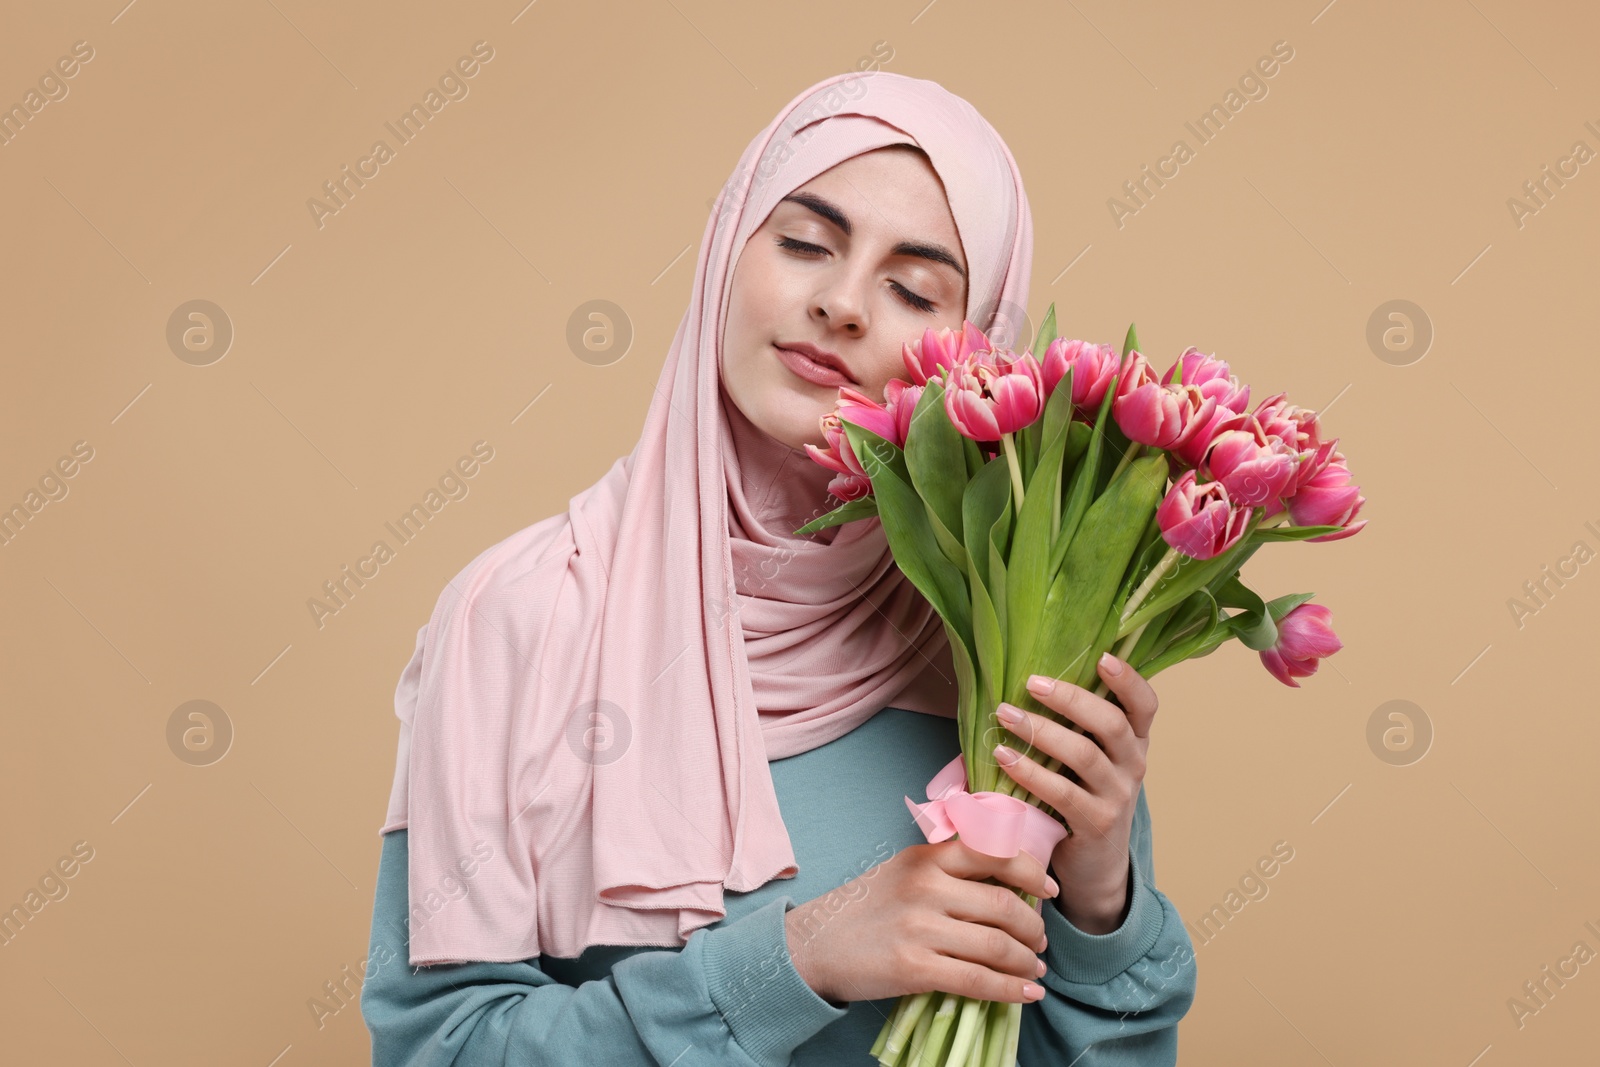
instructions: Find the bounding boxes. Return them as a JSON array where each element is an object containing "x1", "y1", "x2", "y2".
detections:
[
  {"x1": 804, "y1": 413, "x2": 873, "y2": 501},
  {"x1": 1259, "y1": 602, "x2": 1343, "y2": 686}
]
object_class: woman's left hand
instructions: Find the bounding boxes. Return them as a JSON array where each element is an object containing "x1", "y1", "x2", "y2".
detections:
[{"x1": 992, "y1": 651, "x2": 1159, "y2": 936}]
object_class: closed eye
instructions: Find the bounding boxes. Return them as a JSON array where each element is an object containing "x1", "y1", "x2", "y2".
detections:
[{"x1": 776, "y1": 236, "x2": 938, "y2": 314}]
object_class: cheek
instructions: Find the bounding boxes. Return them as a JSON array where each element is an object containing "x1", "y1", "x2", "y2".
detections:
[
  {"x1": 727, "y1": 255, "x2": 786, "y2": 342},
  {"x1": 857, "y1": 309, "x2": 962, "y2": 398}
]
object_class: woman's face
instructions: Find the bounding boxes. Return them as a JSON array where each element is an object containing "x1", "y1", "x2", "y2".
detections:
[{"x1": 721, "y1": 145, "x2": 970, "y2": 451}]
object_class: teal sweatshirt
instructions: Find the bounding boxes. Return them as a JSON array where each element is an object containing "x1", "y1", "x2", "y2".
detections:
[{"x1": 361, "y1": 705, "x2": 1197, "y2": 1065}]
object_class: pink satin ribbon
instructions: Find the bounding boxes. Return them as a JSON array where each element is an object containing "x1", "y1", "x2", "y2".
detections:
[{"x1": 905, "y1": 754, "x2": 1070, "y2": 913}]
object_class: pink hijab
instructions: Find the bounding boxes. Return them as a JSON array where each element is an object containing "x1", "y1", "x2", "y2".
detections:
[{"x1": 380, "y1": 70, "x2": 1034, "y2": 965}]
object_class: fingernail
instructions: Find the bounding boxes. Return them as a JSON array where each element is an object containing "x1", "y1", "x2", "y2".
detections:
[
  {"x1": 1045, "y1": 876, "x2": 1060, "y2": 897},
  {"x1": 1023, "y1": 981, "x2": 1045, "y2": 1000},
  {"x1": 1099, "y1": 652, "x2": 1122, "y2": 676},
  {"x1": 1035, "y1": 959, "x2": 1047, "y2": 977},
  {"x1": 1026, "y1": 674, "x2": 1055, "y2": 696},
  {"x1": 996, "y1": 703, "x2": 1023, "y2": 726},
  {"x1": 994, "y1": 743, "x2": 1020, "y2": 767}
]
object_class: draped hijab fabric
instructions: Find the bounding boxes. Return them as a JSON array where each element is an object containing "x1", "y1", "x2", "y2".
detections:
[{"x1": 381, "y1": 70, "x2": 1034, "y2": 965}]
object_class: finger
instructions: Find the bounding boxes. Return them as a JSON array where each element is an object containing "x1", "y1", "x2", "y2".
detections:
[
  {"x1": 992, "y1": 745, "x2": 1119, "y2": 846},
  {"x1": 1094, "y1": 653, "x2": 1159, "y2": 740},
  {"x1": 1025, "y1": 675, "x2": 1140, "y2": 765},
  {"x1": 930, "y1": 908, "x2": 1047, "y2": 985},
  {"x1": 939, "y1": 876, "x2": 1049, "y2": 954},
  {"x1": 921, "y1": 952, "x2": 1046, "y2": 1005},
  {"x1": 931, "y1": 839, "x2": 1057, "y2": 902},
  {"x1": 988, "y1": 709, "x2": 1118, "y2": 796}
]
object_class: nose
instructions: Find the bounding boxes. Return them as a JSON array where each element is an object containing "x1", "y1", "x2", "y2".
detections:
[{"x1": 809, "y1": 267, "x2": 872, "y2": 337}]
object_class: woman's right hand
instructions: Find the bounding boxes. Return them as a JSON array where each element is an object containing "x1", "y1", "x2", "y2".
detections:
[{"x1": 783, "y1": 839, "x2": 1057, "y2": 1006}]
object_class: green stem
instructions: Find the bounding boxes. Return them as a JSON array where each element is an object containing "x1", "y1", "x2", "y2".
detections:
[
  {"x1": 1001, "y1": 432, "x2": 1025, "y2": 512},
  {"x1": 1120, "y1": 546, "x2": 1179, "y2": 625},
  {"x1": 999, "y1": 1000, "x2": 1023, "y2": 1066},
  {"x1": 908, "y1": 1004, "x2": 940, "y2": 1067},
  {"x1": 917, "y1": 993, "x2": 961, "y2": 1067},
  {"x1": 1108, "y1": 441, "x2": 1144, "y2": 486},
  {"x1": 1113, "y1": 619, "x2": 1151, "y2": 665},
  {"x1": 873, "y1": 994, "x2": 913, "y2": 1062},
  {"x1": 944, "y1": 996, "x2": 987, "y2": 1066},
  {"x1": 879, "y1": 991, "x2": 934, "y2": 1064},
  {"x1": 980, "y1": 998, "x2": 1010, "y2": 1067},
  {"x1": 906, "y1": 1000, "x2": 936, "y2": 1064}
]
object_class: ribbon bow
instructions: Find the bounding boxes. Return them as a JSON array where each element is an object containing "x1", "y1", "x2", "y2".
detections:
[{"x1": 905, "y1": 754, "x2": 1070, "y2": 912}]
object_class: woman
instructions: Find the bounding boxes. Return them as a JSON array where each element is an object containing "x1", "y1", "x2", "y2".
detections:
[{"x1": 361, "y1": 71, "x2": 1196, "y2": 1064}]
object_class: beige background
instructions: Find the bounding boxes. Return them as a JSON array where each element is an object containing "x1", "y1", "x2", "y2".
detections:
[{"x1": 2, "y1": 0, "x2": 1594, "y2": 1063}]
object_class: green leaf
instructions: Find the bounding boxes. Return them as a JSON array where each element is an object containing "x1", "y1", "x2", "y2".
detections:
[
  {"x1": 926, "y1": 503, "x2": 970, "y2": 573},
  {"x1": 1215, "y1": 574, "x2": 1277, "y2": 651},
  {"x1": 962, "y1": 456, "x2": 1011, "y2": 592},
  {"x1": 962, "y1": 436, "x2": 985, "y2": 480},
  {"x1": 1004, "y1": 379, "x2": 1076, "y2": 702},
  {"x1": 1064, "y1": 419, "x2": 1092, "y2": 469},
  {"x1": 1121, "y1": 322, "x2": 1140, "y2": 359},
  {"x1": 1095, "y1": 419, "x2": 1137, "y2": 500},
  {"x1": 1152, "y1": 588, "x2": 1217, "y2": 648},
  {"x1": 1040, "y1": 366, "x2": 1075, "y2": 465},
  {"x1": 1031, "y1": 302, "x2": 1059, "y2": 361},
  {"x1": 1117, "y1": 517, "x2": 1263, "y2": 639},
  {"x1": 1135, "y1": 602, "x2": 1234, "y2": 677},
  {"x1": 988, "y1": 482, "x2": 1014, "y2": 630},
  {"x1": 944, "y1": 614, "x2": 979, "y2": 773},
  {"x1": 792, "y1": 495, "x2": 877, "y2": 536},
  {"x1": 1019, "y1": 417, "x2": 1039, "y2": 487},
  {"x1": 844, "y1": 422, "x2": 974, "y2": 661},
  {"x1": 1046, "y1": 369, "x2": 1122, "y2": 588},
  {"x1": 903, "y1": 380, "x2": 967, "y2": 549},
  {"x1": 1112, "y1": 507, "x2": 1167, "y2": 612},
  {"x1": 1249, "y1": 523, "x2": 1349, "y2": 543},
  {"x1": 1266, "y1": 592, "x2": 1318, "y2": 623},
  {"x1": 1018, "y1": 453, "x2": 1167, "y2": 702},
  {"x1": 968, "y1": 552, "x2": 1005, "y2": 788}
]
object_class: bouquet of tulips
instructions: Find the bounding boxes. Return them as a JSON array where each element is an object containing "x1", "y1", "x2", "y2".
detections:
[{"x1": 794, "y1": 306, "x2": 1365, "y2": 1067}]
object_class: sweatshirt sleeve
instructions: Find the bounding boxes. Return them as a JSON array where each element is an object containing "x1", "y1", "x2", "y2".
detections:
[
  {"x1": 360, "y1": 829, "x2": 849, "y2": 1067},
  {"x1": 1018, "y1": 783, "x2": 1198, "y2": 1065}
]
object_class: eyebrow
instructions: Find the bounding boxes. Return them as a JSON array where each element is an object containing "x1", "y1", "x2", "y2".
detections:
[{"x1": 779, "y1": 192, "x2": 967, "y2": 280}]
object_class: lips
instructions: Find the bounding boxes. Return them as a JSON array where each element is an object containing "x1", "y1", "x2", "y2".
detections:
[{"x1": 776, "y1": 342, "x2": 855, "y2": 383}]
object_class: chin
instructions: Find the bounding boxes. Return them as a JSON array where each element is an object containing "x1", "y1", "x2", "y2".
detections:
[{"x1": 763, "y1": 410, "x2": 823, "y2": 453}]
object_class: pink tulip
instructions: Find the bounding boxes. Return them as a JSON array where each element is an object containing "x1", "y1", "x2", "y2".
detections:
[
  {"x1": 829, "y1": 379, "x2": 925, "y2": 451},
  {"x1": 1168, "y1": 404, "x2": 1251, "y2": 470},
  {"x1": 1273, "y1": 440, "x2": 1340, "y2": 509},
  {"x1": 884, "y1": 378, "x2": 924, "y2": 449},
  {"x1": 1284, "y1": 451, "x2": 1367, "y2": 541},
  {"x1": 1161, "y1": 347, "x2": 1250, "y2": 414},
  {"x1": 835, "y1": 386, "x2": 898, "y2": 446},
  {"x1": 804, "y1": 412, "x2": 873, "y2": 501},
  {"x1": 902, "y1": 321, "x2": 993, "y2": 386},
  {"x1": 1113, "y1": 352, "x2": 1219, "y2": 452},
  {"x1": 1202, "y1": 416, "x2": 1299, "y2": 507},
  {"x1": 1259, "y1": 602, "x2": 1343, "y2": 687},
  {"x1": 1039, "y1": 338, "x2": 1120, "y2": 417},
  {"x1": 1254, "y1": 391, "x2": 1326, "y2": 453},
  {"x1": 943, "y1": 349, "x2": 1046, "y2": 441},
  {"x1": 1159, "y1": 348, "x2": 1253, "y2": 467},
  {"x1": 1254, "y1": 392, "x2": 1336, "y2": 494},
  {"x1": 1155, "y1": 469, "x2": 1251, "y2": 559}
]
